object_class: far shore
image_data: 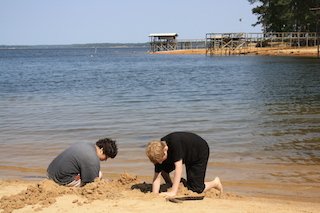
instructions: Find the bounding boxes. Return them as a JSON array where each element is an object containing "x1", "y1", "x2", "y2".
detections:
[{"x1": 152, "y1": 46, "x2": 320, "y2": 57}]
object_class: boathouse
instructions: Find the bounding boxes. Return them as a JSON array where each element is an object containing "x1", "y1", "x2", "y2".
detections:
[{"x1": 149, "y1": 33, "x2": 178, "y2": 52}]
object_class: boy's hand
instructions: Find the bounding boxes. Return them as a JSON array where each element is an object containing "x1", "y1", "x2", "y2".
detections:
[{"x1": 160, "y1": 191, "x2": 177, "y2": 197}]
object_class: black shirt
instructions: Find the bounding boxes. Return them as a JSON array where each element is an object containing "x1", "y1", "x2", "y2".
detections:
[{"x1": 155, "y1": 132, "x2": 209, "y2": 173}]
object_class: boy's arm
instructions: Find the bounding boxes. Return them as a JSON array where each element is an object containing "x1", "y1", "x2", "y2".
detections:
[
  {"x1": 161, "y1": 159, "x2": 183, "y2": 197},
  {"x1": 152, "y1": 172, "x2": 162, "y2": 194},
  {"x1": 161, "y1": 172, "x2": 172, "y2": 186}
]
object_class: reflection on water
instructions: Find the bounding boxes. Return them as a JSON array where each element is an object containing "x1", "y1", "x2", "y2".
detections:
[
  {"x1": 0, "y1": 48, "x2": 319, "y2": 197},
  {"x1": 265, "y1": 138, "x2": 320, "y2": 165}
]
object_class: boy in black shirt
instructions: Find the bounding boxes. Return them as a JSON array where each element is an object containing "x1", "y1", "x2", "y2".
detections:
[{"x1": 146, "y1": 132, "x2": 223, "y2": 197}]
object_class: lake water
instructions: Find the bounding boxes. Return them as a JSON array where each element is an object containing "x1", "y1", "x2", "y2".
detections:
[{"x1": 0, "y1": 47, "x2": 319, "y2": 199}]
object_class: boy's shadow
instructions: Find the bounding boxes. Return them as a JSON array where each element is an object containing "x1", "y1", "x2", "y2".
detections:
[
  {"x1": 131, "y1": 182, "x2": 171, "y2": 193},
  {"x1": 131, "y1": 178, "x2": 187, "y2": 193}
]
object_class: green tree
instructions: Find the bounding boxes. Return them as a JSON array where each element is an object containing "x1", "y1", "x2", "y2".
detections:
[{"x1": 248, "y1": 0, "x2": 320, "y2": 32}]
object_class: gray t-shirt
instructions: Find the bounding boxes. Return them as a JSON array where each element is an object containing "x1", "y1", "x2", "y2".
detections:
[{"x1": 47, "y1": 143, "x2": 100, "y2": 185}]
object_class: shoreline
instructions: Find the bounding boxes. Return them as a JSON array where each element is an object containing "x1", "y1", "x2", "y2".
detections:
[
  {"x1": 1, "y1": 173, "x2": 320, "y2": 213},
  {"x1": 1, "y1": 143, "x2": 320, "y2": 212},
  {"x1": 151, "y1": 46, "x2": 320, "y2": 57},
  {"x1": 1, "y1": 160, "x2": 320, "y2": 204}
]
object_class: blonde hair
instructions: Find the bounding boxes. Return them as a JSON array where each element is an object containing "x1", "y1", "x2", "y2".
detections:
[{"x1": 146, "y1": 140, "x2": 166, "y2": 164}]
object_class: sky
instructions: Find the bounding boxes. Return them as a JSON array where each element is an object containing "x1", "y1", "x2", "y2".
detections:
[{"x1": 0, "y1": 0, "x2": 262, "y2": 45}]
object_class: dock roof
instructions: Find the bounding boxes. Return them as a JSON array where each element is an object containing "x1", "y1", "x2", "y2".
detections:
[{"x1": 149, "y1": 33, "x2": 178, "y2": 37}]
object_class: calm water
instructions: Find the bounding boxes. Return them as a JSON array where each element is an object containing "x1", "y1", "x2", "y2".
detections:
[{"x1": 0, "y1": 47, "x2": 319, "y2": 197}]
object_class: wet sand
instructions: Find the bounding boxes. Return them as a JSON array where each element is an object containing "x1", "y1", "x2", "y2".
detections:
[
  {"x1": 1, "y1": 173, "x2": 320, "y2": 213},
  {"x1": 1, "y1": 145, "x2": 320, "y2": 208},
  {"x1": 2, "y1": 132, "x2": 319, "y2": 212},
  {"x1": 152, "y1": 46, "x2": 319, "y2": 57}
]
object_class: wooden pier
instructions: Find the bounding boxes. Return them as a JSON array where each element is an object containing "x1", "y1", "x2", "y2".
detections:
[
  {"x1": 149, "y1": 33, "x2": 205, "y2": 52},
  {"x1": 205, "y1": 32, "x2": 318, "y2": 55},
  {"x1": 177, "y1": 39, "x2": 206, "y2": 50},
  {"x1": 149, "y1": 33, "x2": 178, "y2": 52},
  {"x1": 149, "y1": 32, "x2": 319, "y2": 55}
]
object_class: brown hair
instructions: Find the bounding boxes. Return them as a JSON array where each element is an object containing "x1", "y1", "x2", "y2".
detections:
[{"x1": 146, "y1": 140, "x2": 166, "y2": 164}]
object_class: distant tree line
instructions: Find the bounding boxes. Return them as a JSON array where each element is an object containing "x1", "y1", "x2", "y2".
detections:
[{"x1": 248, "y1": 0, "x2": 320, "y2": 32}]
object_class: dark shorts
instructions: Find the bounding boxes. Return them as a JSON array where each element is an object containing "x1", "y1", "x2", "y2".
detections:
[
  {"x1": 185, "y1": 150, "x2": 209, "y2": 193},
  {"x1": 159, "y1": 145, "x2": 209, "y2": 193}
]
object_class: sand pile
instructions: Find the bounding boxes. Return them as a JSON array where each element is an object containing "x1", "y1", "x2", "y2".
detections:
[
  {"x1": 0, "y1": 173, "x2": 226, "y2": 213},
  {"x1": 0, "y1": 179, "x2": 69, "y2": 213},
  {"x1": 0, "y1": 173, "x2": 137, "y2": 212}
]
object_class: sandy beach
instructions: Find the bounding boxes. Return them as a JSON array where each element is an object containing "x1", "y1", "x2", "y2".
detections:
[
  {"x1": 152, "y1": 46, "x2": 320, "y2": 57},
  {"x1": 1, "y1": 173, "x2": 320, "y2": 213}
]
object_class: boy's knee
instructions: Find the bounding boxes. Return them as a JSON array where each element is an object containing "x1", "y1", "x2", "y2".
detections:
[
  {"x1": 187, "y1": 184, "x2": 205, "y2": 193},
  {"x1": 186, "y1": 179, "x2": 205, "y2": 193}
]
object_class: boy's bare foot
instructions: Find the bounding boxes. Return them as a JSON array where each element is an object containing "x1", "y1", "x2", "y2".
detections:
[
  {"x1": 214, "y1": 177, "x2": 223, "y2": 196},
  {"x1": 204, "y1": 176, "x2": 223, "y2": 196}
]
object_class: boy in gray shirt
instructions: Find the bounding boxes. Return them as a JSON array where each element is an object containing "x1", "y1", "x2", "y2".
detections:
[{"x1": 47, "y1": 138, "x2": 117, "y2": 186}]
